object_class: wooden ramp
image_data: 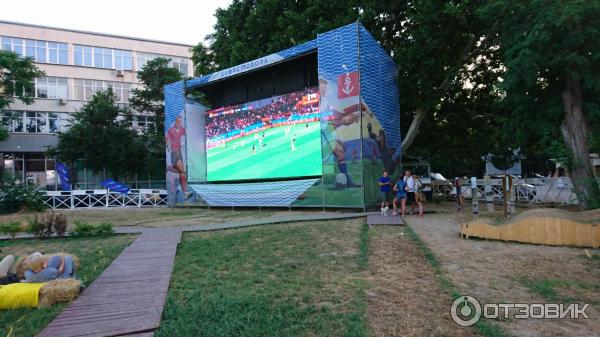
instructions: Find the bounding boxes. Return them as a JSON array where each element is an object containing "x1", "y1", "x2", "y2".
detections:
[
  {"x1": 36, "y1": 228, "x2": 182, "y2": 337},
  {"x1": 367, "y1": 213, "x2": 405, "y2": 226},
  {"x1": 460, "y1": 214, "x2": 600, "y2": 248}
]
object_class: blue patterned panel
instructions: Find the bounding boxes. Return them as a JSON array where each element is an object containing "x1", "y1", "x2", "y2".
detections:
[
  {"x1": 358, "y1": 24, "x2": 401, "y2": 158},
  {"x1": 316, "y1": 23, "x2": 359, "y2": 83},
  {"x1": 189, "y1": 179, "x2": 319, "y2": 206},
  {"x1": 164, "y1": 80, "x2": 186, "y2": 133}
]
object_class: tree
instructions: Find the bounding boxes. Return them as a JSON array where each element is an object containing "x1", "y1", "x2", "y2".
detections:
[
  {"x1": 129, "y1": 57, "x2": 183, "y2": 137},
  {"x1": 480, "y1": 1, "x2": 600, "y2": 209},
  {"x1": 0, "y1": 50, "x2": 44, "y2": 141},
  {"x1": 129, "y1": 57, "x2": 183, "y2": 180},
  {"x1": 49, "y1": 89, "x2": 146, "y2": 179},
  {"x1": 196, "y1": 0, "x2": 505, "y2": 171},
  {"x1": 191, "y1": 43, "x2": 216, "y2": 76},
  {"x1": 204, "y1": 0, "x2": 362, "y2": 70}
]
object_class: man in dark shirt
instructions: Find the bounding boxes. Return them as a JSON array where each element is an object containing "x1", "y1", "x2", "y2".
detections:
[{"x1": 378, "y1": 171, "x2": 392, "y2": 215}]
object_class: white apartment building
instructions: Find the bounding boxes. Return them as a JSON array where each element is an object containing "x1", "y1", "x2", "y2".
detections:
[{"x1": 0, "y1": 20, "x2": 193, "y2": 189}]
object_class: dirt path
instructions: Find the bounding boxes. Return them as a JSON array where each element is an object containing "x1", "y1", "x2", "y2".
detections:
[
  {"x1": 367, "y1": 225, "x2": 478, "y2": 337},
  {"x1": 407, "y1": 204, "x2": 600, "y2": 337}
]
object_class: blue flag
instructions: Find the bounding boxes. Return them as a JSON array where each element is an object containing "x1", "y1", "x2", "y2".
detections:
[
  {"x1": 55, "y1": 162, "x2": 71, "y2": 191},
  {"x1": 101, "y1": 179, "x2": 131, "y2": 194}
]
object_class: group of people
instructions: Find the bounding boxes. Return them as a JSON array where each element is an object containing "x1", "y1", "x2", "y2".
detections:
[
  {"x1": 378, "y1": 170, "x2": 425, "y2": 217},
  {"x1": 205, "y1": 88, "x2": 319, "y2": 140},
  {"x1": 0, "y1": 252, "x2": 77, "y2": 284}
]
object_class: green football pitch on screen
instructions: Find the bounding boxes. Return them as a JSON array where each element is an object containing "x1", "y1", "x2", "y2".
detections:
[{"x1": 206, "y1": 122, "x2": 322, "y2": 181}]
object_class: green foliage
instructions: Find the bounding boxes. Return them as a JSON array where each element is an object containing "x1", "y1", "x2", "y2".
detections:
[
  {"x1": 205, "y1": 0, "x2": 360, "y2": 70},
  {"x1": 49, "y1": 89, "x2": 146, "y2": 179},
  {"x1": 191, "y1": 43, "x2": 215, "y2": 76},
  {"x1": 0, "y1": 174, "x2": 46, "y2": 214},
  {"x1": 69, "y1": 221, "x2": 114, "y2": 237},
  {"x1": 478, "y1": 0, "x2": 600, "y2": 208},
  {"x1": 197, "y1": 0, "x2": 508, "y2": 177},
  {"x1": 0, "y1": 125, "x2": 7, "y2": 142},
  {"x1": 0, "y1": 50, "x2": 44, "y2": 110},
  {"x1": 1, "y1": 51, "x2": 44, "y2": 143},
  {"x1": 130, "y1": 57, "x2": 183, "y2": 135},
  {"x1": 0, "y1": 221, "x2": 22, "y2": 238}
]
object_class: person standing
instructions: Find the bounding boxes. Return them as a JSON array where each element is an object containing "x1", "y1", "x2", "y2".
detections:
[
  {"x1": 414, "y1": 175, "x2": 424, "y2": 217},
  {"x1": 404, "y1": 170, "x2": 417, "y2": 215},
  {"x1": 392, "y1": 176, "x2": 408, "y2": 217},
  {"x1": 455, "y1": 178, "x2": 464, "y2": 211},
  {"x1": 378, "y1": 171, "x2": 392, "y2": 215}
]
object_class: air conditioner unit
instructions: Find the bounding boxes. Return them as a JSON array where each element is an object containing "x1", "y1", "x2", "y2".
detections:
[
  {"x1": 115, "y1": 69, "x2": 124, "y2": 77},
  {"x1": 58, "y1": 98, "x2": 68, "y2": 105}
]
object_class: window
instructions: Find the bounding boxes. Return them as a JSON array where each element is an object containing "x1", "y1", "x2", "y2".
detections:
[
  {"x1": 35, "y1": 77, "x2": 68, "y2": 99},
  {"x1": 35, "y1": 40, "x2": 46, "y2": 63},
  {"x1": 134, "y1": 115, "x2": 154, "y2": 132},
  {"x1": 74, "y1": 79, "x2": 133, "y2": 103},
  {"x1": 1, "y1": 111, "x2": 69, "y2": 134},
  {"x1": 137, "y1": 52, "x2": 189, "y2": 75},
  {"x1": 2, "y1": 37, "x2": 23, "y2": 55},
  {"x1": 2, "y1": 37, "x2": 69, "y2": 64},
  {"x1": 74, "y1": 45, "x2": 93, "y2": 66},
  {"x1": 115, "y1": 49, "x2": 132, "y2": 70},
  {"x1": 171, "y1": 57, "x2": 189, "y2": 76},
  {"x1": 23, "y1": 40, "x2": 47, "y2": 63},
  {"x1": 48, "y1": 42, "x2": 68, "y2": 64},
  {"x1": 1, "y1": 111, "x2": 24, "y2": 133},
  {"x1": 75, "y1": 45, "x2": 133, "y2": 69}
]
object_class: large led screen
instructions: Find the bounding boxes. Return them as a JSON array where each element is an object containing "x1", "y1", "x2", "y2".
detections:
[{"x1": 204, "y1": 88, "x2": 321, "y2": 181}]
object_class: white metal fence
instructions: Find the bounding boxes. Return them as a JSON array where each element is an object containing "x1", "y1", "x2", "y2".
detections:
[
  {"x1": 43, "y1": 189, "x2": 168, "y2": 209},
  {"x1": 431, "y1": 177, "x2": 581, "y2": 205}
]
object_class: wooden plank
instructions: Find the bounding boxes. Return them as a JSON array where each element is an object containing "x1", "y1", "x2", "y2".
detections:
[
  {"x1": 463, "y1": 217, "x2": 600, "y2": 248},
  {"x1": 36, "y1": 229, "x2": 182, "y2": 337},
  {"x1": 367, "y1": 214, "x2": 404, "y2": 226}
]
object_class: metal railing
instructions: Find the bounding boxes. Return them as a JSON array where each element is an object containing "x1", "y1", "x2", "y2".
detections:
[
  {"x1": 431, "y1": 177, "x2": 580, "y2": 205},
  {"x1": 43, "y1": 189, "x2": 168, "y2": 209}
]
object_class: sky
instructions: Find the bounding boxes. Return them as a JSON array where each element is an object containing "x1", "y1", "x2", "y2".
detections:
[{"x1": 1, "y1": 0, "x2": 232, "y2": 45}]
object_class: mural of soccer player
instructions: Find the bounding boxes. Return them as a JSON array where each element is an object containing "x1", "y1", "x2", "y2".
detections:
[
  {"x1": 166, "y1": 116, "x2": 187, "y2": 193},
  {"x1": 319, "y1": 74, "x2": 385, "y2": 189}
]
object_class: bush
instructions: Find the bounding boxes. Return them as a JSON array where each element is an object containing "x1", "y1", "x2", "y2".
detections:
[
  {"x1": 0, "y1": 174, "x2": 46, "y2": 214},
  {"x1": 27, "y1": 216, "x2": 53, "y2": 239},
  {"x1": 0, "y1": 221, "x2": 22, "y2": 238},
  {"x1": 43, "y1": 212, "x2": 68, "y2": 237},
  {"x1": 70, "y1": 221, "x2": 114, "y2": 237},
  {"x1": 26, "y1": 212, "x2": 68, "y2": 239}
]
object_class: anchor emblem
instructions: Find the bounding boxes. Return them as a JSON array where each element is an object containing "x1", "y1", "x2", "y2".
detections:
[{"x1": 342, "y1": 74, "x2": 354, "y2": 96}]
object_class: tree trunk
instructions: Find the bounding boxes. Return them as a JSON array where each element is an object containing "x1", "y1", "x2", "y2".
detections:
[
  {"x1": 560, "y1": 74, "x2": 600, "y2": 210},
  {"x1": 400, "y1": 105, "x2": 426, "y2": 154}
]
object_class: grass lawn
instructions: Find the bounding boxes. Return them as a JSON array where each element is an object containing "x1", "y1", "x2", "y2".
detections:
[
  {"x1": 0, "y1": 208, "x2": 332, "y2": 230},
  {"x1": 156, "y1": 218, "x2": 370, "y2": 337},
  {"x1": 0, "y1": 235, "x2": 134, "y2": 337}
]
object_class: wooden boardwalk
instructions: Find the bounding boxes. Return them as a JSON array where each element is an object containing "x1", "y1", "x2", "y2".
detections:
[
  {"x1": 36, "y1": 228, "x2": 182, "y2": 337},
  {"x1": 367, "y1": 213, "x2": 405, "y2": 226}
]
